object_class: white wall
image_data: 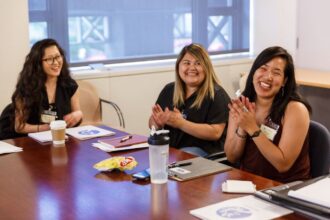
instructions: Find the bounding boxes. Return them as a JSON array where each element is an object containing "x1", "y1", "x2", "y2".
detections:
[
  {"x1": 0, "y1": 1, "x2": 30, "y2": 110},
  {"x1": 252, "y1": 0, "x2": 297, "y2": 56},
  {"x1": 296, "y1": 0, "x2": 330, "y2": 71}
]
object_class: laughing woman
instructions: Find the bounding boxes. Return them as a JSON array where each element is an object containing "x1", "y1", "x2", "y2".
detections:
[
  {"x1": 149, "y1": 43, "x2": 230, "y2": 157},
  {"x1": 0, "y1": 39, "x2": 83, "y2": 140},
  {"x1": 224, "y1": 46, "x2": 312, "y2": 182}
]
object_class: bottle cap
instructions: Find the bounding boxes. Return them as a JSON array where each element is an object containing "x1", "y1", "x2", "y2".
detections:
[{"x1": 148, "y1": 127, "x2": 169, "y2": 145}]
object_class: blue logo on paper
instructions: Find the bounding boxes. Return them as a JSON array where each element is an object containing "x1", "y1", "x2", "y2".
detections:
[
  {"x1": 78, "y1": 129, "x2": 100, "y2": 135},
  {"x1": 216, "y1": 206, "x2": 252, "y2": 218}
]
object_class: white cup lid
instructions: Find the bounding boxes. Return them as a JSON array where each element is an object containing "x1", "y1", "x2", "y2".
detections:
[{"x1": 50, "y1": 120, "x2": 67, "y2": 129}]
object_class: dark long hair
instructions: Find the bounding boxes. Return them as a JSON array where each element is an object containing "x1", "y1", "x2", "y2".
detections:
[
  {"x1": 242, "y1": 46, "x2": 311, "y2": 124},
  {"x1": 11, "y1": 38, "x2": 73, "y2": 128}
]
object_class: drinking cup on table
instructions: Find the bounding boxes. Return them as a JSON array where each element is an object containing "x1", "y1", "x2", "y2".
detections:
[
  {"x1": 50, "y1": 120, "x2": 67, "y2": 145},
  {"x1": 148, "y1": 129, "x2": 170, "y2": 184}
]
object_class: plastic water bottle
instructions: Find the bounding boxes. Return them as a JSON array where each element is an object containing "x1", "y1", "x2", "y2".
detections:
[{"x1": 148, "y1": 128, "x2": 170, "y2": 184}]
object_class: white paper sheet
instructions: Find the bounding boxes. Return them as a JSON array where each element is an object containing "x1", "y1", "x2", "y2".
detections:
[
  {"x1": 66, "y1": 125, "x2": 115, "y2": 140},
  {"x1": 28, "y1": 130, "x2": 53, "y2": 142},
  {"x1": 190, "y1": 195, "x2": 293, "y2": 220},
  {"x1": 28, "y1": 130, "x2": 69, "y2": 143},
  {"x1": 0, "y1": 141, "x2": 23, "y2": 154}
]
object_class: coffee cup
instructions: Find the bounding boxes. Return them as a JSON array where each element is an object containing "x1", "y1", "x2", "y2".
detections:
[{"x1": 50, "y1": 120, "x2": 67, "y2": 145}]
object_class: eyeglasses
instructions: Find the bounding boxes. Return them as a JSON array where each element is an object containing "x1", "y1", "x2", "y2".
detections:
[{"x1": 42, "y1": 55, "x2": 63, "y2": 65}]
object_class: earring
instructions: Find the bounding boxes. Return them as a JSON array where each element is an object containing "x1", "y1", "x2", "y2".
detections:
[{"x1": 281, "y1": 86, "x2": 284, "y2": 96}]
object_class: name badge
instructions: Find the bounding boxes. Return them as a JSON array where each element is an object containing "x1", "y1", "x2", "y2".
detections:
[
  {"x1": 40, "y1": 109, "x2": 57, "y2": 123},
  {"x1": 260, "y1": 124, "x2": 278, "y2": 141}
]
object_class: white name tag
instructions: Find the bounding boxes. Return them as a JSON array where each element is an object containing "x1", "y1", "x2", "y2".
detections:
[
  {"x1": 40, "y1": 114, "x2": 56, "y2": 123},
  {"x1": 260, "y1": 124, "x2": 277, "y2": 141},
  {"x1": 169, "y1": 167, "x2": 191, "y2": 174}
]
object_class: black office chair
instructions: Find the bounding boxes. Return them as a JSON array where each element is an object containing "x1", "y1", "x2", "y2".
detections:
[{"x1": 308, "y1": 120, "x2": 330, "y2": 178}]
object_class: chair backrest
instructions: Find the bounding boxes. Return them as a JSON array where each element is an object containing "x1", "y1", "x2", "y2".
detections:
[
  {"x1": 77, "y1": 81, "x2": 102, "y2": 125},
  {"x1": 309, "y1": 120, "x2": 330, "y2": 177}
]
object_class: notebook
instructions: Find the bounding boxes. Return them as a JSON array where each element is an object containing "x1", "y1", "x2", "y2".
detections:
[
  {"x1": 168, "y1": 157, "x2": 231, "y2": 181},
  {"x1": 28, "y1": 130, "x2": 69, "y2": 143},
  {"x1": 254, "y1": 175, "x2": 330, "y2": 219},
  {"x1": 97, "y1": 134, "x2": 148, "y2": 148}
]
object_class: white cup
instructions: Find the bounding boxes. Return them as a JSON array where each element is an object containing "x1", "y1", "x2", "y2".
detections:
[{"x1": 50, "y1": 120, "x2": 67, "y2": 145}]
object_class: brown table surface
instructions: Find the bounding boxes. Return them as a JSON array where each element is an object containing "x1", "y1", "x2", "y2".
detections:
[{"x1": 0, "y1": 127, "x2": 306, "y2": 220}]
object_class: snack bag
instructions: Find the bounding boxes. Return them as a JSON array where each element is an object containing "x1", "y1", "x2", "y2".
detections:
[{"x1": 93, "y1": 156, "x2": 138, "y2": 171}]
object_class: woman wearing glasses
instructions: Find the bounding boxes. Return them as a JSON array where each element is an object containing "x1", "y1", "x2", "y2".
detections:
[{"x1": 0, "y1": 38, "x2": 82, "y2": 139}]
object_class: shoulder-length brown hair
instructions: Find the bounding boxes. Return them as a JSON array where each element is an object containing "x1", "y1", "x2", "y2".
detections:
[{"x1": 173, "y1": 43, "x2": 221, "y2": 109}]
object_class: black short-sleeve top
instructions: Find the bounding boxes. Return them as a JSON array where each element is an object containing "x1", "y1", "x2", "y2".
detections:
[{"x1": 155, "y1": 82, "x2": 230, "y2": 154}]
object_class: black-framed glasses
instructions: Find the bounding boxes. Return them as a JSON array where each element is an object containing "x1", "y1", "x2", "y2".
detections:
[{"x1": 42, "y1": 55, "x2": 63, "y2": 65}]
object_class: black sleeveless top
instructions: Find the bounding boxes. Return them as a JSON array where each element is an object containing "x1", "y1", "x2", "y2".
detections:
[
  {"x1": 240, "y1": 124, "x2": 311, "y2": 183},
  {"x1": 0, "y1": 80, "x2": 78, "y2": 140}
]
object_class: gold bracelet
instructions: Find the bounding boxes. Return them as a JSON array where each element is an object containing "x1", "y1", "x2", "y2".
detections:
[{"x1": 235, "y1": 128, "x2": 247, "y2": 139}]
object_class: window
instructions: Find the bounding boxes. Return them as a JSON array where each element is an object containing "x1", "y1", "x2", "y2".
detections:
[{"x1": 28, "y1": 0, "x2": 250, "y2": 66}]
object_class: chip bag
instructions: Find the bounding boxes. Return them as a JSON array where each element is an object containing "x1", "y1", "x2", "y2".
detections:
[{"x1": 93, "y1": 156, "x2": 138, "y2": 171}]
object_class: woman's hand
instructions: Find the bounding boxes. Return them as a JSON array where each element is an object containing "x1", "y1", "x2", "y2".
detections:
[
  {"x1": 151, "y1": 104, "x2": 169, "y2": 129},
  {"x1": 228, "y1": 96, "x2": 258, "y2": 135},
  {"x1": 39, "y1": 123, "x2": 50, "y2": 132},
  {"x1": 165, "y1": 107, "x2": 185, "y2": 128},
  {"x1": 63, "y1": 111, "x2": 83, "y2": 127}
]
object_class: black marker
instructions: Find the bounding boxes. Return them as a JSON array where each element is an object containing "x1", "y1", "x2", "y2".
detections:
[
  {"x1": 120, "y1": 135, "x2": 132, "y2": 143},
  {"x1": 168, "y1": 162, "x2": 192, "y2": 168}
]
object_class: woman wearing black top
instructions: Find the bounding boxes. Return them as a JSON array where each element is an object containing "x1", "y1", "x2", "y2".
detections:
[
  {"x1": 149, "y1": 43, "x2": 230, "y2": 157},
  {"x1": 0, "y1": 39, "x2": 83, "y2": 140}
]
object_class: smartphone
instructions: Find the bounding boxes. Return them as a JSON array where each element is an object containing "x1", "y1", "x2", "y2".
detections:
[{"x1": 132, "y1": 168, "x2": 150, "y2": 181}]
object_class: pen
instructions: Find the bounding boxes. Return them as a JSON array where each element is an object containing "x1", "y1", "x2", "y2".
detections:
[
  {"x1": 120, "y1": 135, "x2": 132, "y2": 143},
  {"x1": 168, "y1": 162, "x2": 192, "y2": 168}
]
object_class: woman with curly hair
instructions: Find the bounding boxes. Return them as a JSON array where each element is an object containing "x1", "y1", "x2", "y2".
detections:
[{"x1": 0, "y1": 38, "x2": 83, "y2": 140}]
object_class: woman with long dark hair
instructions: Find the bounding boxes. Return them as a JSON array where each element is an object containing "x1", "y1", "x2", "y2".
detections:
[
  {"x1": 224, "y1": 46, "x2": 311, "y2": 182},
  {"x1": 0, "y1": 38, "x2": 83, "y2": 140}
]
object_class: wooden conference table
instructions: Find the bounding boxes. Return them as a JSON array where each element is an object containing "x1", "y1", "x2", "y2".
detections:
[{"x1": 0, "y1": 127, "x2": 305, "y2": 220}]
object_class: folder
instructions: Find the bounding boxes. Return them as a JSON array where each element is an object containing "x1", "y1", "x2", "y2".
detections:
[
  {"x1": 168, "y1": 157, "x2": 231, "y2": 181},
  {"x1": 254, "y1": 175, "x2": 330, "y2": 219}
]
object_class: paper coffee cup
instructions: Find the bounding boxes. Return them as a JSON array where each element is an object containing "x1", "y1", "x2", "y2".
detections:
[{"x1": 50, "y1": 120, "x2": 67, "y2": 145}]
